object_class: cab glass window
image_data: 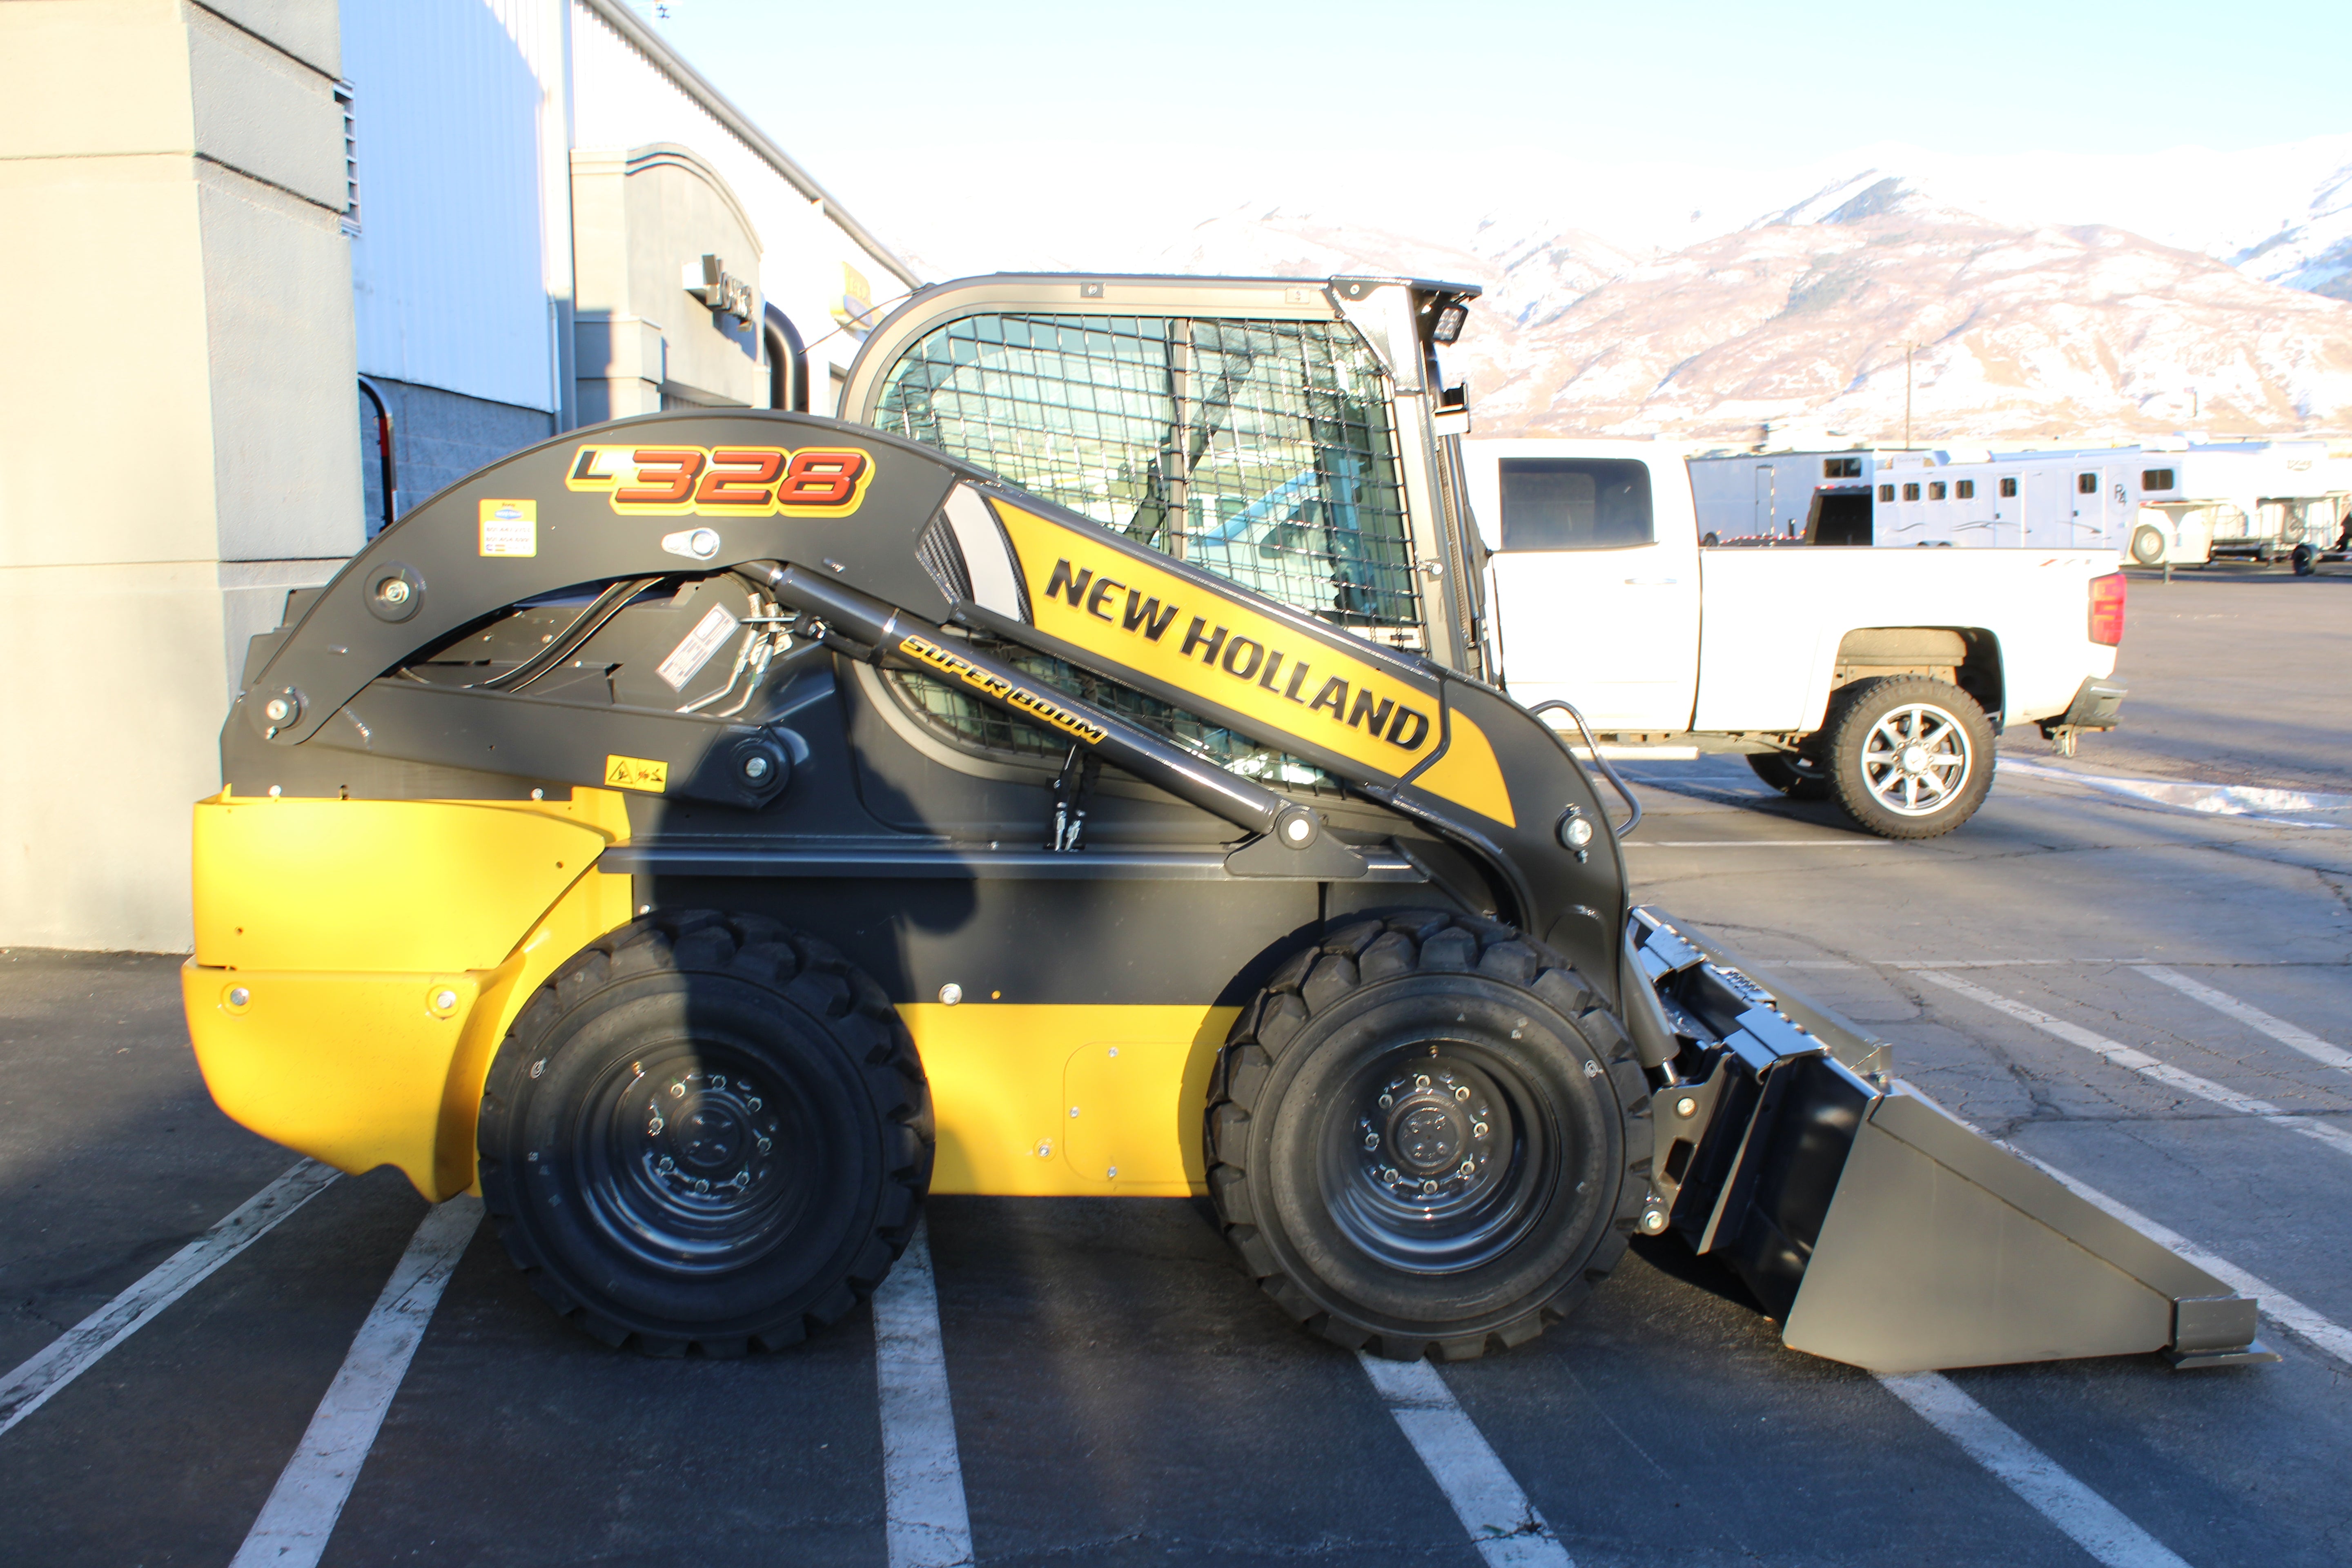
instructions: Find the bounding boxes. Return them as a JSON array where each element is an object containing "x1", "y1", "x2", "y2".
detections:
[{"x1": 1497, "y1": 459, "x2": 1653, "y2": 550}]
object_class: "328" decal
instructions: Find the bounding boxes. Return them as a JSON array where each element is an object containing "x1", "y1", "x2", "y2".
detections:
[{"x1": 565, "y1": 444, "x2": 874, "y2": 517}]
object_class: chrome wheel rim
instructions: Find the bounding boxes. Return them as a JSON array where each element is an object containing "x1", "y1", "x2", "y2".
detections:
[{"x1": 1859, "y1": 702, "x2": 1971, "y2": 817}]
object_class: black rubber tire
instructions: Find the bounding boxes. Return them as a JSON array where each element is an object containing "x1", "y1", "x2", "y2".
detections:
[
  {"x1": 1820, "y1": 674, "x2": 1997, "y2": 840},
  {"x1": 2292, "y1": 544, "x2": 2317, "y2": 577},
  {"x1": 1205, "y1": 911, "x2": 1650, "y2": 1362},
  {"x1": 1746, "y1": 751, "x2": 1831, "y2": 800},
  {"x1": 478, "y1": 911, "x2": 933, "y2": 1355}
]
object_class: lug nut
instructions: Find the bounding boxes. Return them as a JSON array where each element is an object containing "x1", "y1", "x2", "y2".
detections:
[
  {"x1": 1421, "y1": 1179, "x2": 1439, "y2": 1195},
  {"x1": 1640, "y1": 1209, "x2": 1668, "y2": 1235},
  {"x1": 1458, "y1": 1160, "x2": 1475, "y2": 1177},
  {"x1": 1381, "y1": 1167, "x2": 1399, "y2": 1183},
  {"x1": 1363, "y1": 1133, "x2": 1380, "y2": 1150},
  {"x1": 1473, "y1": 1122, "x2": 1488, "y2": 1138},
  {"x1": 1454, "y1": 1085, "x2": 1470, "y2": 1101},
  {"x1": 1675, "y1": 1096, "x2": 1697, "y2": 1118}
]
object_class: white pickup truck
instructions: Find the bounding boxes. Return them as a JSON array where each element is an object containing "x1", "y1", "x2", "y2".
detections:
[{"x1": 1462, "y1": 439, "x2": 2130, "y2": 838}]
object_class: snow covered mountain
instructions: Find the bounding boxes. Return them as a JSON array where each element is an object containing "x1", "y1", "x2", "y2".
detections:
[{"x1": 822, "y1": 135, "x2": 2352, "y2": 440}]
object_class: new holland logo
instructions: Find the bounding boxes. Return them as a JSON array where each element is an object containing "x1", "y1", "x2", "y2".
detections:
[
  {"x1": 981, "y1": 499, "x2": 1518, "y2": 827},
  {"x1": 1040, "y1": 559, "x2": 1433, "y2": 752},
  {"x1": 565, "y1": 444, "x2": 874, "y2": 518}
]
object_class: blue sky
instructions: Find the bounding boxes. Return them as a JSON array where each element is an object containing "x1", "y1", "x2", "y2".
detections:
[{"x1": 639, "y1": 0, "x2": 2351, "y2": 165}]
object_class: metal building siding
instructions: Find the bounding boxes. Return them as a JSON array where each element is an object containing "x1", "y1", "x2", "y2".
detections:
[
  {"x1": 345, "y1": 0, "x2": 556, "y2": 412},
  {"x1": 568, "y1": 3, "x2": 911, "y2": 395}
]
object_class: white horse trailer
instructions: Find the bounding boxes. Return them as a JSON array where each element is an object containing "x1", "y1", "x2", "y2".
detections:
[{"x1": 1689, "y1": 441, "x2": 2350, "y2": 568}]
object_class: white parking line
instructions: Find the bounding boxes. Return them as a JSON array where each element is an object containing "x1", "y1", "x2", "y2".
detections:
[
  {"x1": 873, "y1": 1217, "x2": 974, "y2": 1568},
  {"x1": 2000, "y1": 1143, "x2": 2352, "y2": 1370},
  {"x1": 1911, "y1": 970, "x2": 2352, "y2": 1159},
  {"x1": 1625, "y1": 840, "x2": 1891, "y2": 848},
  {"x1": 0, "y1": 1158, "x2": 338, "y2": 1440},
  {"x1": 2135, "y1": 966, "x2": 2352, "y2": 1074},
  {"x1": 1878, "y1": 1372, "x2": 2192, "y2": 1568},
  {"x1": 1357, "y1": 1353, "x2": 1573, "y2": 1568},
  {"x1": 230, "y1": 1196, "x2": 480, "y2": 1568}
]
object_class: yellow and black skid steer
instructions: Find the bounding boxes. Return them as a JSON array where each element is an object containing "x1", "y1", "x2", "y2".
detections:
[{"x1": 185, "y1": 275, "x2": 2273, "y2": 1372}]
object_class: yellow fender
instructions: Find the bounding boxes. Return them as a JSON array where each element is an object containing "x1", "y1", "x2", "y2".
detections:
[{"x1": 182, "y1": 788, "x2": 635, "y2": 1200}]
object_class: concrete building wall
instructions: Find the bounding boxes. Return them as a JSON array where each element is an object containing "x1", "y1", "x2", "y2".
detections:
[
  {"x1": 0, "y1": 0, "x2": 360, "y2": 951},
  {"x1": 567, "y1": 1, "x2": 920, "y2": 403},
  {"x1": 571, "y1": 143, "x2": 765, "y2": 423}
]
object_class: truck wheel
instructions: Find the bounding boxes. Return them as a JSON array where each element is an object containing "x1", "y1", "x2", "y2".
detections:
[
  {"x1": 2129, "y1": 524, "x2": 2167, "y2": 566},
  {"x1": 2292, "y1": 544, "x2": 2317, "y2": 577},
  {"x1": 478, "y1": 911, "x2": 933, "y2": 1355},
  {"x1": 1205, "y1": 911, "x2": 1648, "y2": 1361},
  {"x1": 1746, "y1": 751, "x2": 1831, "y2": 800},
  {"x1": 1820, "y1": 675, "x2": 1997, "y2": 839}
]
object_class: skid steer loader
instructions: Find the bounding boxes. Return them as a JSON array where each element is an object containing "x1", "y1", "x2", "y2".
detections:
[{"x1": 185, "y1": 274, "x2": 2273, "y2": 1372}]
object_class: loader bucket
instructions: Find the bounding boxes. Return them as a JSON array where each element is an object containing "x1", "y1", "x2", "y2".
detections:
[{"x1": 1622, "y1": 910, "x2": 2274, "y2": 1373}]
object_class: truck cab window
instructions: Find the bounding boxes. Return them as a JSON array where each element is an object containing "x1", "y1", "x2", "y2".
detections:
[{"x1": 1497, "y1": 458, "x2": 1653, "y2": 550}]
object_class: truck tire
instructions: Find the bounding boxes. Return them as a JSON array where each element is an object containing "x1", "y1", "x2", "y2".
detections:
[
  {"x1": 478, "y1": 911, "x2": 933, "y2": 1355},
  {"x1": 1746, "y1": 751, "x2": 1831, "y2": 800},
  {"x1": 2292, "y1": 544, "x2": 2317, "y2": 577},
  {"x1": 1820, "y1": 675, "x2": 1997, "y2": 839},
  {"x1": 1205, "y1": 911, "x2": 1649, "y2": 1361},
  {"x1": 2129, "y1": 524, "x2": 2167, "y2": 566}
]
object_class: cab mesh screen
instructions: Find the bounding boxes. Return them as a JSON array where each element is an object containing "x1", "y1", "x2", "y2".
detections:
[{"x1": 874, "y1": 314, "x2": 1419, "y2": 635}]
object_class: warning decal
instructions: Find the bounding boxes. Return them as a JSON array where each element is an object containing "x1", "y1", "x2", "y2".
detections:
[
  {"x1": 603, "y1": 754, "x2": 668, "y2": 793},
  {"x1": 479, "y1": 499, "x2": 538, "y2": 557},
  {"x1": 657, "y1": 604, "x2": 741, "y2": 691}
]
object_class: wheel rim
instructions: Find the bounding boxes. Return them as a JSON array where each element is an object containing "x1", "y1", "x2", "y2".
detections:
[
  {"x1": 1317, "y1": 1042, "x2": 1557, "y2": 1274},
  {"x1": 1858, "y1": 701, "x2": 1972, "y2": 817},
  {"x1": 573, "y1": 1040, "x2": 810, "y2": 1274}
]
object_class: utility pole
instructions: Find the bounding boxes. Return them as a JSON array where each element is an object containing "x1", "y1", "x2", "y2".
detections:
[{"x1": 1904, "y1": 343, "x2": 1915, "y2": 450}]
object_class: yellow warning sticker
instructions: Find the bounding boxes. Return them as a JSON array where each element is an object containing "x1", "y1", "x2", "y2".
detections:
[
  {"x1": 603, "y1": 754, "x2": 668, "y2": 793},
  {"x1": 479, "y1": 499, "x2": 538, "y2": 557}
]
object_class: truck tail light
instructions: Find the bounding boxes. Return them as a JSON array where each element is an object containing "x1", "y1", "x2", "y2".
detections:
[{"x1": 2088, "y1": 571, "x2": 2127, "y2": 646}]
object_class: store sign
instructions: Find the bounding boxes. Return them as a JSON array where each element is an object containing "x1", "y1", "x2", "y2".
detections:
[{"x1": 684, "y1": 253, "x2": 755, "y2": 325}]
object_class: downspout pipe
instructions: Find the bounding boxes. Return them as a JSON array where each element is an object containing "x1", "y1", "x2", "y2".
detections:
[{"x1": 357, "y1": 375, "x2": 397, "y2": 537}]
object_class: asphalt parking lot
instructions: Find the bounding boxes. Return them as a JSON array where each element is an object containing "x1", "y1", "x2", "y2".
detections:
[{"x1": 4, "y1": 566, "x2": 2349, "y2": 1567}]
